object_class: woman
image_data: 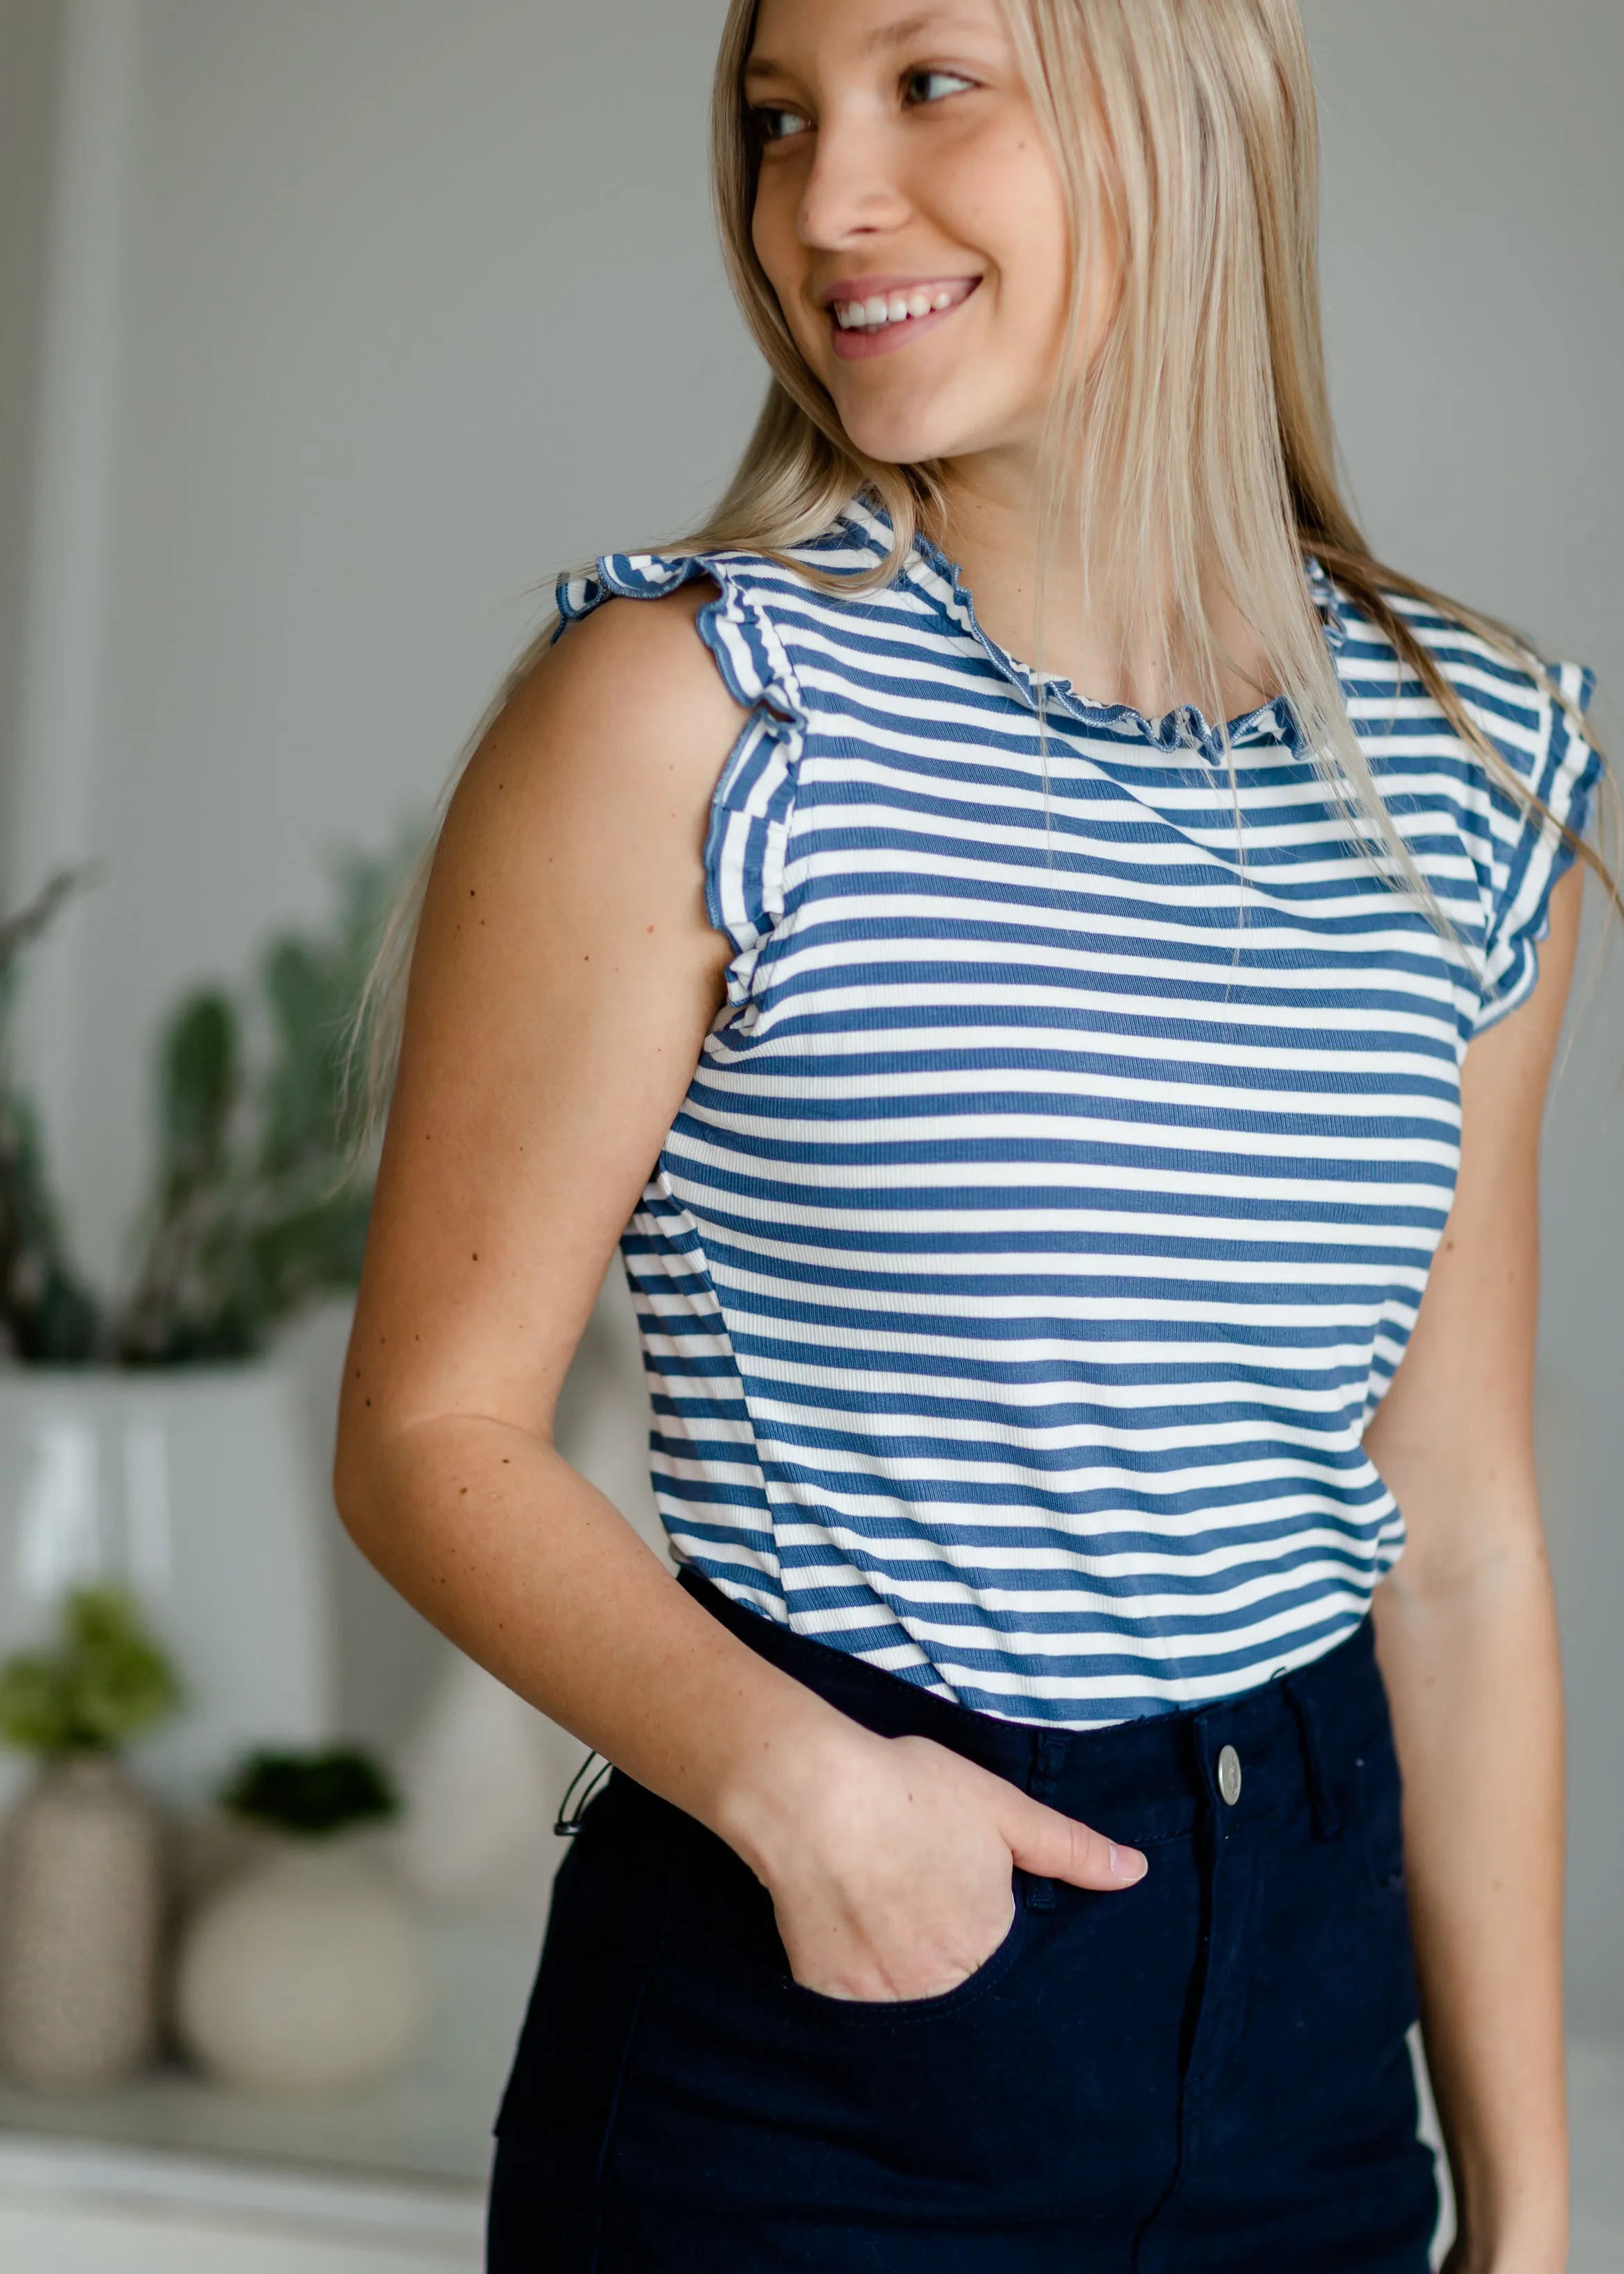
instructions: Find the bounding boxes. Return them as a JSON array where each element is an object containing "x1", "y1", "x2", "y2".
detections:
[{"x1": 335, "y1": 3, "x2": 1605, "y2": 2268}]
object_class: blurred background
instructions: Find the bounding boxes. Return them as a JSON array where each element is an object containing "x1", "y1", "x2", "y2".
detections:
[{"x1": 0, "y1": 1, "x2": 1618, "y2": 2267}]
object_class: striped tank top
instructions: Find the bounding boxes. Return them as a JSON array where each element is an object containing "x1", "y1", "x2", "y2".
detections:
[{"x1": 558, "y1": 500, "x2": 1600, "y2": 1727}]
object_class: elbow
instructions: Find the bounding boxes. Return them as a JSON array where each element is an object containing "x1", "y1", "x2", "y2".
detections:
[{"x1": 331, "y1": 1407, "x2": 388, "y2": 1567}]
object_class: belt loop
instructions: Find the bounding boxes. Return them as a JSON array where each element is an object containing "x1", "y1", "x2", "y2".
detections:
[{"x1": 1282, "y1": 1679, "x2": 1342, "y2": 1842}]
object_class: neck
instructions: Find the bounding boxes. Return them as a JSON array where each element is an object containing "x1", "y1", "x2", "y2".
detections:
[{"x1": 932, "y1": 451, "x2": 1278, "y2": 724}]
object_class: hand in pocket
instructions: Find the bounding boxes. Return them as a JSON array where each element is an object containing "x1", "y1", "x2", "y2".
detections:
[{"x1": 727, "y1": 1724, "x2": 1147, "y2": 2004}]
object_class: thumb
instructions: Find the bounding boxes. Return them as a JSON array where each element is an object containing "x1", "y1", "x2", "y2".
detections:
[{"x1": 999, "y1": 1788, "x2": 1148, "y2": 1892}]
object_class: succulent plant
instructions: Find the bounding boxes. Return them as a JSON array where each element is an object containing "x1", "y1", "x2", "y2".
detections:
[
  {"x1": 221, "y1": 1746, "x2": 399, "y2": 1839},
  {"x1": 0, "y1": 1586, "x2": 183, "y2": 1757}
]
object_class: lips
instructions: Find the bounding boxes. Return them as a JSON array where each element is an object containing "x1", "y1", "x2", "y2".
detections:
[{"x1": 821, "y1": 275, "x2": 981, "y2": 363}]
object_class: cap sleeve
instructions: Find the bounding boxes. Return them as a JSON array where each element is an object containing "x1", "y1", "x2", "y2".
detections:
[
  {"x1": 1471, "y1": 657, "x2": 1603, "y2": 1032},
  {"x1": 556, "y1": 551, "x2": 806, "y2": 1004}
]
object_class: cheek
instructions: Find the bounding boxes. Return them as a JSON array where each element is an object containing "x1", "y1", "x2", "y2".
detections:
[
  {"x1": 752, "y1": 191, "x2": 832, "y2": 375},
  {"x1": 751, "y1": 180, "x2": 800, "y2": 307},
  {"x1": 952, "y1": 141, "x2": 1072, "y2": 349},
  {"x1": 1008, "y1": 168, "x2": 1073, "y2": 325}
]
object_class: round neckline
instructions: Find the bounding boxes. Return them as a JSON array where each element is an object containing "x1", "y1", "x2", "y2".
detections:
[{"x1": 889, "y1": 520, "x2": 1344, "y2": 764}]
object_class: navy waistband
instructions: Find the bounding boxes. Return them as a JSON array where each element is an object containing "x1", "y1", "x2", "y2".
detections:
[{"x1": 679, "y1": 1569, "x2": 1389, "y2": 1850}]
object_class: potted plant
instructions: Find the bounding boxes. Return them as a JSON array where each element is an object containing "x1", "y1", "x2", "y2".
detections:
[
  {"x1": 0, "y1": 1586, "x2": 182, "y2": 2088},
  {"x1": 175, "y1": 1745, "x2": 427, "y2": 2098},
  {"x1": 0, "y1": 847, "x2": 408, "y2": 1812}
]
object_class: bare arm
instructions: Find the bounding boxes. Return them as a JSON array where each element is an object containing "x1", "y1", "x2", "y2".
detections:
[
  {"x1": 335, "y1": 593, "x2": 1143, "y2": 2003},
  {"x1": 1365, "y1": 865, "x2": 1583, "y2": 2274}
]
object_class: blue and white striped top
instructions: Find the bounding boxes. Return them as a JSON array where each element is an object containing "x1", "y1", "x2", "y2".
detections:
[{"x1": 558, "y1": 500, "x2": 1600, "y2": 1727}]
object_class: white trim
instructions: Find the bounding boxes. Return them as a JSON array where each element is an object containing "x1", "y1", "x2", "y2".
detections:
[{"x1": 0, "y1": 2134, "x2": 482, "y2": 2251}]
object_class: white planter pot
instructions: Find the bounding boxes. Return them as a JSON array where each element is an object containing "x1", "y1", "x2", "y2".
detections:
[
  {"x1": 0, "y1": 1363, "x2": 335, "y2": 1811},
  {"x1": 175, "y1": 1841, "x2": 427, "y2": 2097}
]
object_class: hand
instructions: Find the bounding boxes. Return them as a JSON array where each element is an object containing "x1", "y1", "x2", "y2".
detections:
[{"x1": 724, "y1": 1720, "x2": 1147, "y2": 2004}]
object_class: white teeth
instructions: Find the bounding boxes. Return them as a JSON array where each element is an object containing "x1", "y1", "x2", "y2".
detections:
[{"x1": 834, "y1": 286, "x2": 965, "y2": 331}]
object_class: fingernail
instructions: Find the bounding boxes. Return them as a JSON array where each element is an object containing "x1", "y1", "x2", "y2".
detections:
[{"x1": 1108, "y1": 1841, "x2": 1148, "y2": 1884}]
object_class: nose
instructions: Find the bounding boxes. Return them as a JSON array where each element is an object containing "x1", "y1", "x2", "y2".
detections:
[{"x1": 795, "y1": 107, "x2": 911, "y2": 250}]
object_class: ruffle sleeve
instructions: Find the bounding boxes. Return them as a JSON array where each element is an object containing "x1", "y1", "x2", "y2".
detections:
[
  {"x1": 1471, "y1": 657, "x2": 1603, "y2": 1032},
  {"x1": 556, "y1": 552, "x2": 806, "y2": 1006}
]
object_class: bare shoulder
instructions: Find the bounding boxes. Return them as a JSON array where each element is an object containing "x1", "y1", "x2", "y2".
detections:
[
  {"x1": 407, "y1": 583, "x2": 744, "y2": 1036},
  {"x1": 475, "y1": 582, "x2": 744, "y2": 805},
  {"x1": 420, "y1": 582, "x2": 746, "y2": 938}
]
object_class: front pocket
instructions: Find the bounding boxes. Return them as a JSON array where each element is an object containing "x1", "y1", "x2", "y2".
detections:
[
  {"x1": 607, "y1": 1855, "x2": 1177, "y2": 2246},
  {"x1": 778, "y1": 1880, "x2": 1030, "y2": 2024}
]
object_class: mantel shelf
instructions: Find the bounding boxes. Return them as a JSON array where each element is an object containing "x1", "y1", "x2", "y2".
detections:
[{"x1": 0, "y1": 1909, "x2": 536, "y2": 2191}]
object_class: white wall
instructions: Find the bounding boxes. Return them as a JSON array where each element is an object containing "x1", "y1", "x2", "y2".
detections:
[
  {"x1": 44, "y1": 0, "x2": 750, "y2": 1286},
  {"x1": 5, "y1": 1, "x2": 1622, "y2": 2014}
]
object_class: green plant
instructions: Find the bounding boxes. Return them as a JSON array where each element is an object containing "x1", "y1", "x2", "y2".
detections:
[
  {"x1": 221, "y1": 1746, "x2": 400, "y2": 1839},
  {"x1": 0, "y1": 1587, "x2": 183, "y2": 1757},
  {"x1": 0, "y1": 837, "x2": 414, "y2": 1367}
]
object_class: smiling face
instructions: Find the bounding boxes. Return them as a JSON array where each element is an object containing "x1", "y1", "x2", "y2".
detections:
[{"x1": 744, "y1": 0, "x2": 1108, "y2": 476}]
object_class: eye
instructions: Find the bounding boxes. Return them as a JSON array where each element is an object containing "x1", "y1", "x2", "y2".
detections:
[
  {"x1": 751, "y1": 103, "x2": 812, "y2": 146},
  {"x1": 902, "y1": 69, "x2": 977, "y2": 110}
]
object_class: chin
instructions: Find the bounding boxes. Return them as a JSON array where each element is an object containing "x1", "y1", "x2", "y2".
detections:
[{"x1": 828, "y1": 398, "x2": 976, "y2": 470}]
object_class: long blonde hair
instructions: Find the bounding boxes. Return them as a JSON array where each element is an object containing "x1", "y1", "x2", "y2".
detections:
[{"x1": 358, "y1": 0, "x2": 1609, "y2": 1128}]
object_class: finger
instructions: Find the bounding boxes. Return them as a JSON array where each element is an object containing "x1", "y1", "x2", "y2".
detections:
[{"x1": 1000, "y1": 1789, "x2": 1147, "y2": 1891}]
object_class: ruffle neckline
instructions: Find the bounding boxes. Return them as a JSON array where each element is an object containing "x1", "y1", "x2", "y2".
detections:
[{"x1": 885, "y1": 516, "x2": 1349, "y2": 765}]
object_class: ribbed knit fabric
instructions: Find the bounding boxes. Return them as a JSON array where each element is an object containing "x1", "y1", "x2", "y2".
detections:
[{"x1": 557, "y1": 499, "x2": 1600, "y2": 1725}]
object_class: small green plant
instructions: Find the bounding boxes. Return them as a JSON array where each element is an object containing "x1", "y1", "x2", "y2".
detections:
[
  {"x1": 0, "y1": 1587, "x2": 184, "y2": 1757},
  {"x1": 0, "y1": 835, "x2": 417, "y2": 1366},
  {"x1": 221, "y1": 1746, "x2": 400, "y2": 1839}
]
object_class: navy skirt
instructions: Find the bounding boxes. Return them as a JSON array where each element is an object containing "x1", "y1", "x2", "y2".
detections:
[{"x1": 489, "y1": 1574, "x2": 1438, "y2": 2271}]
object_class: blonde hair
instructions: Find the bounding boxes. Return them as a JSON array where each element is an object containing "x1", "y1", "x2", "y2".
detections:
[{"x1": 358, "y1": 0, "x2": 1609, "y2": 1129}]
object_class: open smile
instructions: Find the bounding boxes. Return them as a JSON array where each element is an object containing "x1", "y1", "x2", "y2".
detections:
[{"x1": 823, "y1": 275, "x2": 981, "y2": 362}]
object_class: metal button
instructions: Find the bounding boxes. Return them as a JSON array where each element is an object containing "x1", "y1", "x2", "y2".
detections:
[{"x1": 1216, "y1": 1744, "x2": 1243, "y2": 1807}]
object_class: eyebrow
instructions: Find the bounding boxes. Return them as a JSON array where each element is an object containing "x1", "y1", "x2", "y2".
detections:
[{"x1": 745, "y1": 8, "x2": 987, "y2": 81}]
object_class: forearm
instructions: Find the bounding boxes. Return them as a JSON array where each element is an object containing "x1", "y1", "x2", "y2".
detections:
[
  {"x1": 335, "y1": 1414, "x2": 853, "y2": 1862},
  {"x1": 1373, "y1": 1532, "x2": 1566, "y2": 2273}
]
